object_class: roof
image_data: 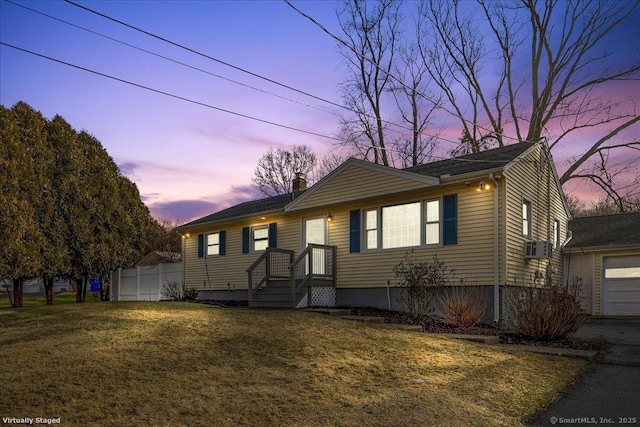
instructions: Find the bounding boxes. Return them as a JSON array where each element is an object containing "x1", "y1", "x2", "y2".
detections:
[
  {"x1": 566, "y1": 212, "x2": 640, "y2": 249},
  {"x1": 179, "y1": 191, "x2": 305, "y2": 229},
  {"x1": 180, "y1": 141, "x2": 538, "y2": 230},
  {"x1": 406, "y1": 141, "x2": 534, "y2": 177},
  {"x1": 136, "y1": 251, "x2": 181, "y2": 266}
]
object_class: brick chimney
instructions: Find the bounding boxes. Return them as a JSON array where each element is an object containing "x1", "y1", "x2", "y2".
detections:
[{"x1": 292, "y1": 172, "x2": 307, "y2": 191}]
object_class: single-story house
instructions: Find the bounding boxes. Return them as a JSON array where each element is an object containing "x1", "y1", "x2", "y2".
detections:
[
  {"x1": 564, "y1": 212, "x2": 640, "y2": 316},
  {"x1": 177, "y1": 141, "x2": 571, "y2": 321},
  {"x1": 135, "y1": 251, "x2": 182, "y2": 267}
]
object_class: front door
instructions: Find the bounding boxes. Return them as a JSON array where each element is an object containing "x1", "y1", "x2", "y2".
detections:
[{"x1": 303, "y1": 217, "x2": 327, "y2": 275}]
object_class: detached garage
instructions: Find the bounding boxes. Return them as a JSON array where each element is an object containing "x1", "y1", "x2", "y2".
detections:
[{"x1": 564, "y1": 212, "x2": 640, "y2": 317}]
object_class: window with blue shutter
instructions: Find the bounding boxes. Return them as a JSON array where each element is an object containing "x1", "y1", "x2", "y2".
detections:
[
  {"x1": 350, "y1": 209, "x2": 361, "y2": 253},
  {"x1": 219, "y1": 230, "x2": 226, "y2": 255},
  {"x1": 443, "y1": 194, "x2": 457, "y2": 245},
  {"x1": 268, "y1": 223, "x2": 277, "y2": 248},
  {"x1": 242, "y1": 227, "x2": 250, "y2": 254},
  {"x1": 197, "y1": 234, "x2": 204, "y2": 258}
]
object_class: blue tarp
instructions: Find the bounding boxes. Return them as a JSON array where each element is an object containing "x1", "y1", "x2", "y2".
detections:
[{"x1": 90, "y1": 280, "x2": 100, "y2": 292}]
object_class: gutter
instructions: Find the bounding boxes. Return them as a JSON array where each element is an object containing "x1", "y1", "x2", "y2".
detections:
[{"x1": 490, "y1": 173, "x2": 500, "y2": 323}]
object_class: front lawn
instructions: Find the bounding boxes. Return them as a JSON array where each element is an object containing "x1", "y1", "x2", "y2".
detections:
[{"x1": 0, "y1": 303, "x2": 585, "y2": 426}]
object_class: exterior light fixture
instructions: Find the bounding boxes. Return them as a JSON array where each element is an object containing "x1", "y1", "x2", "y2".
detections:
[{"x1": 327, "y1": 212, "x2": 334, "y2": 222}]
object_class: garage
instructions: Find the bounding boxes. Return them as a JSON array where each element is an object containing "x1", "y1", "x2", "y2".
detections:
[{"x1": 603, "y1": 255, "x2": 640, "y2": 316}]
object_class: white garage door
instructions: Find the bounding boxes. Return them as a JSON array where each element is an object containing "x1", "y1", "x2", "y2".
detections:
[{"x1": 603, "y1": 255, "x2": 640, "y2": 316}]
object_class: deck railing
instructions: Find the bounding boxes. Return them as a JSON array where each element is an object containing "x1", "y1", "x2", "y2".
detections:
[
  {"x1": 289, "y1": 244, "x2": 337, "y2": 307},
  {"x1": 246, "y1": 248, "x2": 294, "y2": 300}
]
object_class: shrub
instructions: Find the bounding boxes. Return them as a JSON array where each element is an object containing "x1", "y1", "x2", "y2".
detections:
[
  {"x1": 506, "y1": 277, "x2": 585, "y2": 340},
  {"x1": 161, "y1": 280, "x2": 198, "y2": 301},
  {"x1": 394, "y1": 252, "x2": 454, "y2": 316},
  {"x1": 434, "y1": 286, "x2": 487, "y2": 327}
]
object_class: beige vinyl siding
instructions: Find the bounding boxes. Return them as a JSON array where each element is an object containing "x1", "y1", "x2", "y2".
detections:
[
  {"x1": 183, "y1": 214, "x2": 300, "y2": 291},
  {"x1": 503, "y1": 144, "x2": 569, "y2": 286},
  {"x1": 289, "y1": 164, "x2": 435, "y2": 211},
  {"x1": 328, "y1": 184, "x2": 497, "y2": 289}
]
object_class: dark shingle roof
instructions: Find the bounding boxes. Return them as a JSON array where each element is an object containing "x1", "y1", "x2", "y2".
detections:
[
  {"x1": 180, "y1": 142, "x2": 537, "y2": 230},
  {"x1": 180, "y1": 191, "x2": 305, "y2": 229},
  {"x1": 566, "y1": 212, "x2": 640, "y2": 249},
  {"x1": 406, "y1": 141, "x2": 534, "y2": 177}
]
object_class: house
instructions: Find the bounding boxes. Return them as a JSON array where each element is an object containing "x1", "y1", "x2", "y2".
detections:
[
  {"x1": 135, "y1": 251, "x2": 182, "y2": 267},
  {"x1": 564, "y1": 212, "x2": 640, "y2": 316},
  {"x1": 177, "y1": 141, "x2": 570, "y2": 321}
]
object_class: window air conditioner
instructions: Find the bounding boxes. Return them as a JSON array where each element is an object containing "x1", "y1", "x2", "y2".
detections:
[{"x1": 524, "y1": 241, "x2": 553, "y2": 259}]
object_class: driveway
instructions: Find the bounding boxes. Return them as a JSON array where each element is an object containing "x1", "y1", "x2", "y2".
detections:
[{"x1": 527, "y1": 319, "x2": 640, "y2": 427}]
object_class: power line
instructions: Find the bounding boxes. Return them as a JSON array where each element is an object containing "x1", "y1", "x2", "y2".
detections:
[
  {"x1": 4, "y1": 0, "x2": 342, "y2": 119},
  {"x1": 0, "y1": 42, "x2": 343, "y2": 142},
  {"x1": 61, "y1": 0, "x2": 424, "y2": 137}
]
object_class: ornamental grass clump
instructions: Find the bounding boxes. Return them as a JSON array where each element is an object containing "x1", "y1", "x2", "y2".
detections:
[
  {"x1": 506, "y1": 277, "x2": 586, "y2": 340},
  {"x1": 435, "y1": 286, "x2": 488, "y2": 327}
]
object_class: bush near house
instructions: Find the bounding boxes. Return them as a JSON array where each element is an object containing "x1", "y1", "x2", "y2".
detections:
[
  {"x1": 506, "y1": 278, "x2": 586, "y2": 340},
  {"x1": 161, "y1": 280, "x2": 198, "y2": 301},
  {"x1": 394, "y1": 252, "x2": 454, "y2": 316},
  {"x1": 434, "y1": 286, "x2": 488, "y2": 327}
]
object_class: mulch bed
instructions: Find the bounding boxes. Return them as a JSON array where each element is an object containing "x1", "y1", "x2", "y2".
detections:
[{"x1": 349, "y1": 307, "x2": 610, "y2": 352}]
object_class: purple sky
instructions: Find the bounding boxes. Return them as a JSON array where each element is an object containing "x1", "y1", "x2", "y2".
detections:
[{"x1": 2, "y1": 1, "x2": 638, "y2": 224}]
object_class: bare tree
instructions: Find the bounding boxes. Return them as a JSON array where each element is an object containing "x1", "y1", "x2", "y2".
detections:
[
  {"x1": 252, "y1": 145, "x2": 317, "y2": 196},
  {"x1": 418, "y1": 0, "x2": 640, "y2": 204},
  {"x1": 337, "y1": 0, "x2": 401, "y2": 166},
  {"x1": 390, "y1": 43, "x2": 442, "y2": 167}
]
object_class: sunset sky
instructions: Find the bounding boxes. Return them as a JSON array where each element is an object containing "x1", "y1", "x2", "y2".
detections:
[{"x1": 2, "y1": 1, "x2": 638, "y2": 223}]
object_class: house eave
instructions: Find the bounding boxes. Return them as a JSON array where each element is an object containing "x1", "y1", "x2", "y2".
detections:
[
  {"x1": 177, "y1": 207, "x2": 285, "y2": 232},
  {"x1": 285, "y1": 158, "x2": 439, "y2": 212},
  {"x1": 438, "y1": 167, "x2": 506, "y2": 184}
]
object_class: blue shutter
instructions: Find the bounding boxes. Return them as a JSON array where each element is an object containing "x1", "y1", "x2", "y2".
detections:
[
  {"x1": 268, "y1": 223, "x2": 277, "y2": 248},
  {"x1": 242, "y1": 227, "x2": 250, "y2": 254},
  {"x1": 349, "y1": 209, "x2": 361, "y2": 253},
  {"x1": 197, "y1": 234, "x2": 204, "y2": 258},
  {"x1": 219, "y1": 231, "x2": 226, "y2": 256},
  {"x1": 443, "y1": 194, "x2": 457, "y2": 245}
]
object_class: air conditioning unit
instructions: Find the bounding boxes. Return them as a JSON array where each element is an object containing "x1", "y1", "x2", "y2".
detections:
[{"x1": 524, "y1": 241, "x2": 553, "y2": 259}]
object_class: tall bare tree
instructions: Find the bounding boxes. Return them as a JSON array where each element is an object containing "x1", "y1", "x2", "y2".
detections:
[
  {"x1": 337, "y1": 0, "x2": 401, "y2": 166},
  {"x1": 390, "y1": 43, "x2": 442, "y2": 167},
  {"x1": 418, "y1": 0, "x2": 640, "y2": 206}
]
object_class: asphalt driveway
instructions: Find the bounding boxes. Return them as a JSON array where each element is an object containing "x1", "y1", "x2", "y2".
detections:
[{"x1": 527, "y1": 319, "x2": 640, "y2": 426}]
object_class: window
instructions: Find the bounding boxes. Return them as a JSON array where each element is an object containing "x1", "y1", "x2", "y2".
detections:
[
  {"x1": 207, "y1": 232, "x2": 220, "y2": 256},
  {"x1": 522, "y1": 199, "x2": 532, "y2": 237},
  {"x1": 361, "y1": 199, "x2": 447, "y2": 251},
  {"x1": 253, "y1": 225, "x2": 269, "y2": 251},
  {"x1": 553, "y1": 219, "x2": 560, "y2": 248},
  {"x1": 198, "y1": 231, "x2": 225, "y2": 258},
  {"x1": 425, "y1": 200, "x2": 440, "y2": 245},
  {"x1": 382, "y1": 202, "x2": 421, "y2": 249},
  {"x1": 243, "y1": 223, "x2": 276, "y2": 253},
  {"x1": 365, "y1": 209, "x2": 378, "y2": 249}
]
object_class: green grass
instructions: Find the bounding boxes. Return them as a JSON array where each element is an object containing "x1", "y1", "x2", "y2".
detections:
[
  {"x1": 0, "y1": 291, "x2": 100, "y2": 308},
  {"x1": 0, "y1": 303, "x2": 586, "y2": 426}
]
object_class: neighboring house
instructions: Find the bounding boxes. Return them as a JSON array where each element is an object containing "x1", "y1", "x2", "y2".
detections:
[
  {"x1": 135, "y1": 251, "x2": 182, "y2": 267},
  {"x1": 177, "y1": 141, "x2": 570, "y2": 321},
  {"x1": 564, "y1": 212, "x2": 640, "y2": 316}
]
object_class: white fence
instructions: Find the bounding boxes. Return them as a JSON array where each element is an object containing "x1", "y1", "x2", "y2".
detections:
[{"x1": 111, "y1": 263, "x2": 183, "y2": 301}]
